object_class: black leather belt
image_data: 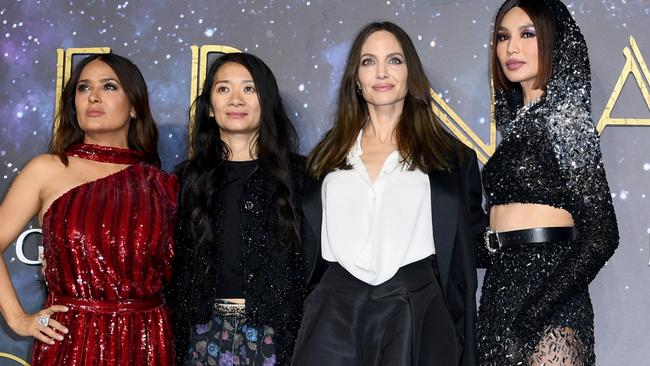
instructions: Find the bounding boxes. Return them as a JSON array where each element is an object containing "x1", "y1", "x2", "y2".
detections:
[{"x1": 484, "y1": 226, "x2": 578, "y2": 254}]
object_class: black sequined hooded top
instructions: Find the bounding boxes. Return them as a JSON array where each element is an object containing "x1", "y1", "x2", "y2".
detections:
[{"x1": 481, "y1": 0, "x2": 619, "y2": 329}]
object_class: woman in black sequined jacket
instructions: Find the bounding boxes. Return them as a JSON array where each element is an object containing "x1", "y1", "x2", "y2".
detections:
[
  {"x1": 166, "y1": 53, "x2": 312, "y2": 366},
  {"x1": 478, "y1": 0, "x2": 619, "y2": 365}
]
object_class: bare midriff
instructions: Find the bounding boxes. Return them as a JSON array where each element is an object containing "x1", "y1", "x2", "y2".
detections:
[
  {"x1": 220, "y1": 298, "x2": 246, "y2": 304},
  {"x1": 489, "y1": 203, "x2": 575, "y2": 232}
]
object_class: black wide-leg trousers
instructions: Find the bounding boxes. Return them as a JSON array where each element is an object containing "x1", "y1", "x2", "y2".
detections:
[{"x1": 291, "y1": 256, "x2": 460, "y2": 366}]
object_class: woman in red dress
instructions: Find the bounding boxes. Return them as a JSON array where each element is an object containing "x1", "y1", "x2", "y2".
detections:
[{"x1": 0, "y1": 53, "x2": 177, "y2": 365}]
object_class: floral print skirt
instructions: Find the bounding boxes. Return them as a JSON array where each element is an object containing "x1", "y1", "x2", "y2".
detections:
[{"x1": 184, "y1": 308, "x2": 276, "y2": 366}]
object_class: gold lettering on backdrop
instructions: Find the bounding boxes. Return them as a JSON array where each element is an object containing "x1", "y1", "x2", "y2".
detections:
[
  {"x1": 187, "y1": 45, "x2": 242, "y2": 155},
  {"x1": 438, "y1": 36, "x2": 649, "y2": 162},
  {"x1": 597, "y1": 36, "x2": 650, "y2": 133},
  {"x1": 0, "y1": 353, "x2": 30, "y2": 366},
  {"x1": 54, "y1": 47, "x2": 111, "y2": 130},
  {"x1": 431, "y1": 86, "x2": 496, "y2": 164},
  {"x1": 50, "y1": 39, "x2": 648, "y2": 161},
  {"x1": 188, "y1": 45, "x2": 242, "y2": 144}
]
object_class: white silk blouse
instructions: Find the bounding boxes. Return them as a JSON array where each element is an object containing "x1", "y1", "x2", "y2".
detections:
[{"x1": 320, "y1": 132, "x2": 435, "y2": 285}]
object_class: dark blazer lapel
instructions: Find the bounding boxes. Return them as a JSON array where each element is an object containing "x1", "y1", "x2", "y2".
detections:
[
  {"x1": 302, "y1": 176, "x2": 322, "y2": 239},
  {"x1": 302, "y1": 176, "x2": 324, "y2": 288},
  {"x1": 429, "y1": 171, "x2": 459, "y2": 294}
]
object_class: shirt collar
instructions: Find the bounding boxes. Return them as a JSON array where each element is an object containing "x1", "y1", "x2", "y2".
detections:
[
  {"x1": 348, "y1": 130, "x2": 364, "y2": 160},
  {"x1": 347, "y1": 130, "x2": 403, "y2": 174}
]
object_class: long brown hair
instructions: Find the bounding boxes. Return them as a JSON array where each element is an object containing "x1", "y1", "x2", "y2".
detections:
[
  {"x1": 49, "y1": 53, "x2": 160, "y2": 167},
  {"x1": 308, "y1": 21, "x2": 464, "y2": 178},
  {"x1": 491, "y1": 0, "x2": 555, "y2": 92}
]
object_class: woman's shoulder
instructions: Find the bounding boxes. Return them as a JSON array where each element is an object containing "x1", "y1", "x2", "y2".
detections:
[
  {"x1": 138, "y1": 161, "x2": 176, "y2": 179},
  {"x1": 134, "y1": 163, "x2": 178, "y2": 200},
  {"x1": 5, "y1": 154, "x2": 66, "y2": 200},
  {"x1": 11, "y1": 154, "x2": 68, "y2": 209},
  {"x1": 28, "y1": 153, "x2": 65, "y2": 168},
  {"x1": 21, "y1": 153, "x2": 66, "y2": 180}
]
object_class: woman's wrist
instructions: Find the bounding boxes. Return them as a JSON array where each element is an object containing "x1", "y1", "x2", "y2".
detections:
[{"x1": 4, "y1": 308, "x2": 27, "y2": 330}]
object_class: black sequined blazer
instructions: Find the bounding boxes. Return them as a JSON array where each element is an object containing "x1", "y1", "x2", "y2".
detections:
[{"x1": 167, "y1": 154, "x2": 310, "y2": 365}]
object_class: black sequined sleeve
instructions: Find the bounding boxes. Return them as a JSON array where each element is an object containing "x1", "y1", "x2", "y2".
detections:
[
  {"x1": 517, "y1": 104, "x2": 619, "y2": 332},
  {"x1": 165, "y1": 167, "x2": 212, "y2": 366}
]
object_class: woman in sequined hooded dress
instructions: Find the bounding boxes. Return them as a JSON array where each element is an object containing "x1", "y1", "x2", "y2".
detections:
[{"x1": 478, "y1": 0, "x2": 618, "y2": 365}]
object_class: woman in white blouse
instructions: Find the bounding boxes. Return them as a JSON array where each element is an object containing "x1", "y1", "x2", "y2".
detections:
[{"x1": 293, "y1": 21, "x2": 486, "y2": 366}]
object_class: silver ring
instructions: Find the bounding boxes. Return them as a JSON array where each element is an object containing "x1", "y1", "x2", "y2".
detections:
[{"x1": 37, "y1": 315, "x2": 50, "y2": 328}]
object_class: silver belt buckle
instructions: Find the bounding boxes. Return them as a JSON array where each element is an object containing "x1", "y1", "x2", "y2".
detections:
[{"x1": 484, "y1": 226, "x2": 500, "y2": 254}]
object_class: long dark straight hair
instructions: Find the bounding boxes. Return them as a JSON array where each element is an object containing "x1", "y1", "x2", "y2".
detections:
[
  {"x1": 49, "y1": 53, "x2": 160, "y2": 167},
  {"x1": 308, "y1": 21, "x2": 464, "y2": 178},
  {"x1": 177, "y1": 52, "x2": 299, "y2": 248}
]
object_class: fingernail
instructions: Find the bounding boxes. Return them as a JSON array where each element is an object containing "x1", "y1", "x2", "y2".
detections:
[
  {"x1": 56, "y1": 335, "x2": 64, "y2": 341},
  {"x1": 64, "y1": 306, "x2": 69, "y2": 311},
  {"x1": 50, "y1": 340, "x2": 55, "y2": 345},
  {"x1": 63, "y1": 328, "x2": 69, "y2": 334}
]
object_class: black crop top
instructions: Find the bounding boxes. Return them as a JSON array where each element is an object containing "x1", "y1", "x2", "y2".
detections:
[{"x1": 483, "y1": 110, "x2": 566, "y2": 210}]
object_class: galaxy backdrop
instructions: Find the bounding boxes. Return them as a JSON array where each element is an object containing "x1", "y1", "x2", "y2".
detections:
[{"x1": 1, "y1": 0, "x2": 649, "y2": 364}]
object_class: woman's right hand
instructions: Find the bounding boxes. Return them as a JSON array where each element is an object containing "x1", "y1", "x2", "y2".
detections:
[{"x1": 8, "y1": 305, "x2": 69, "y2": 344}]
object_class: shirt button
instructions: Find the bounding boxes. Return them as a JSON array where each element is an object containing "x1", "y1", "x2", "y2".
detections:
[{"x1": 244, "y1": 201, "x2": 254, "y2": 210}]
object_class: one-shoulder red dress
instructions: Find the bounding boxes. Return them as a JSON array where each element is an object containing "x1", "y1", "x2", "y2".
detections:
[{"x1": 32, "y1": 143, "x2": 177, "y2": 365}]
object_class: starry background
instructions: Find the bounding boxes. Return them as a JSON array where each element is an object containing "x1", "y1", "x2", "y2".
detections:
[{"x1": 1, "y1": 0, "x2": 649, "y2": 364}]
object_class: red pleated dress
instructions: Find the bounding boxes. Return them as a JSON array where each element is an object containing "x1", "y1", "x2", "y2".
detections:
[{"x1": 32, "y1": 143, "x2": 177, "y2": 365}]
